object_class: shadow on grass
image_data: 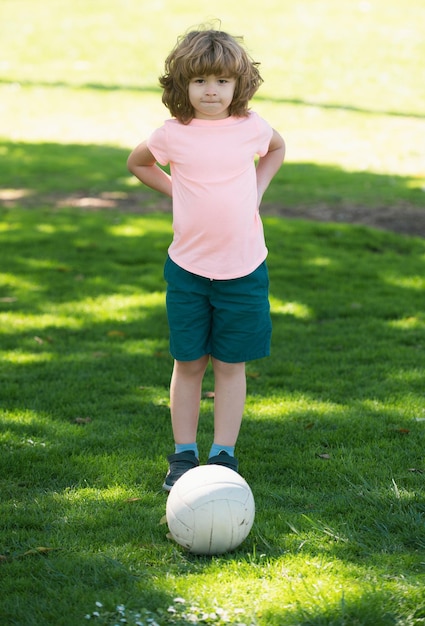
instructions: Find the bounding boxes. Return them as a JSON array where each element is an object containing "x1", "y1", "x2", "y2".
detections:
[
  {"x1": 1, "y1": 209, "x2": 424, "y2": 477},
  {"x1": 1, "y1": 139, "x2": 424, "y2": 218},
  {"x1": 1, "y1": 77, "x2": 423, "y2": 120},
  {"x1": 1, "y1": 149, "x2": 425, "y2": 624}
]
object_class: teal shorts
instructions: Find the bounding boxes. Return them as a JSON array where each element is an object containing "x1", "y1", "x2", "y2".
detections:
[{"x1": 164, "y1": 257, "x2": 272, "y2": 363}]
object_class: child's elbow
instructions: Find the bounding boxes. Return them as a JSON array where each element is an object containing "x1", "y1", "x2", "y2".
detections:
[{"x1": 127, "y1": 155, "x2": 136, "y2": 174}]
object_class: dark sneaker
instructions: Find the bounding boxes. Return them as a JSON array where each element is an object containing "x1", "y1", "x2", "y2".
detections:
[
  {"x1": 162, "y1": 450, "x2": 199, "y2": 492},
  {"x1": 207, "y1": 450, "x2": 239, "y2": 472}
]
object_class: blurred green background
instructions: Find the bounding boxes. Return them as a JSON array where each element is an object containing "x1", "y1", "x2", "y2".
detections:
[{"x1": 1, "y1": 0, "x2": 424, "y2": 201}]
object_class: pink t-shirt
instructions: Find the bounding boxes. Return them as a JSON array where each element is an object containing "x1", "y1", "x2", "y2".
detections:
[{"x1": 147, "y1": 111, "x2": 273, "y2": 279}]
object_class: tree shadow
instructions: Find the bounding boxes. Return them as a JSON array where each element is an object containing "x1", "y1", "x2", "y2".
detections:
[
  {"x1": 1, "y1": 141, "x2": 425, "y2": 625},
  {"x1": 1, "y1": 140, "x2": 424, "y2": 226},
  {"x1": 0, "y1": 78, "x2": 422, "y2": 119}
]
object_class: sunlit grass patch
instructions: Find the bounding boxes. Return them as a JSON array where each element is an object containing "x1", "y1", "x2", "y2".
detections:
[
  {"x1": 269, "y1": 296, "x2": 313, "y2": 320},
  {"x1": 383, "y1": 273, "x2": 425, "y2": 290},
  {"x1": 60, "y1": 292, "x2": 166, "y2": 321},
  {"x1": 107, "y1": 217, "x2": 172, "y2": 238},
  {"x1": 389, "y1": 314, "x2": 425, "y2": 328},
  {"x1": 1, "y1": 351, "x2": 54, "y2": 367}
]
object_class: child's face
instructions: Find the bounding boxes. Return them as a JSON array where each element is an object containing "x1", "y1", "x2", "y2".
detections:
[{"x1": 188, "y1": 75, "x2": 236, "y2": 120}]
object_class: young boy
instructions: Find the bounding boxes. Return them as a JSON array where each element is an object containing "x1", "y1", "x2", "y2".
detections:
[{"x1": 127, "y1": 28, "x2": 285, "y2": 491}]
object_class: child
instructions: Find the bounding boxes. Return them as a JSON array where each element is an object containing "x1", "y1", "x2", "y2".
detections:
[{"x1": 127, "y1": 27, "x2": 285, "y2": 491}]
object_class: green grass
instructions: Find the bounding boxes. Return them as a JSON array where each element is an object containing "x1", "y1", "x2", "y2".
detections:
[
  {"x1": 1, "y1": 139, "x2": 423, "y2": 213},
  {"x1": 1, "y1": 208, "x2": 425, "y2": 625},
  {"x1": 1, "y1": 1, "x2": 425, "y2": 624},
  {"x1": 1, "y1": 0, "x2": 424, "y2": 201}
]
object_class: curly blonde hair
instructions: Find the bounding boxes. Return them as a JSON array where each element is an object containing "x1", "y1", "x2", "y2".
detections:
[{"x1": 159, "y1": 29, "x2": 263, "y2": 124}]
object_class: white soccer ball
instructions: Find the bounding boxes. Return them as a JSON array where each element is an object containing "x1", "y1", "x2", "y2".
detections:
[{"x1": 166, "y1": 464, "x2": 255, "y2": 555}]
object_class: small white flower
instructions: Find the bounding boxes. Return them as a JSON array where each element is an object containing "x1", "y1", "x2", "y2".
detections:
[
  {"x1": 173, "y1": 597, "x2": 185, "y2": 604},
  {"x1": 117, "y1": 604, "x2": 126, "y2": 613},
  {"x1": 84, "y1": 615, "x2": 91, "y2": 620},
  {"x1": 92, "y1": 612, "x2": 100, "y2": 618},
  {"x1": 95, "y1": 602, "x2": 103, "y2": 608}
]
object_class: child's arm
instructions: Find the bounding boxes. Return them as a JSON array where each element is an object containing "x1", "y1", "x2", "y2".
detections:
[
  {"x1": 256, "y1": 129, "x2": 286, "y2": 207},
  {"x1": 127, "y1": 140, "x2": 172, "y2": 197}
]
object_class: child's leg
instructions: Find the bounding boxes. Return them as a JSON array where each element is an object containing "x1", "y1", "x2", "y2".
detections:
[
  {"x1": 211, "y1": 358, "x2": 246, "y2": 447},
  {"x1": 169, "y1": 355, "x2": 210, "y2": 444}
]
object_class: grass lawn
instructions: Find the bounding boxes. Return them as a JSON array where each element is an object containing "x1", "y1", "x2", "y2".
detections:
[
  {"x1": 1, "y1": 1, "x2": 425, "y2": 625},
  {"x1": 1, "y1": 208, "x2": 425, "y2": 625}
]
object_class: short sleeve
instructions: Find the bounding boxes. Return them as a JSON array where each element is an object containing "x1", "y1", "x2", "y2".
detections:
[
  {"x1": 146, "y1": 125, "x2": 169, "y2": 166},
  {"x1": 252, "y1": 112, "x2": 274, "y2": 157}
]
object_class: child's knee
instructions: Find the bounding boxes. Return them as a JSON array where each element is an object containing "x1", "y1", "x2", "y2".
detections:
[
  {"x1": 174, "y1": 355, "x2": 209, "y2": 378},
  {"x1": 211, "y1": 358, "x2": 245, "y2": 376}
]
